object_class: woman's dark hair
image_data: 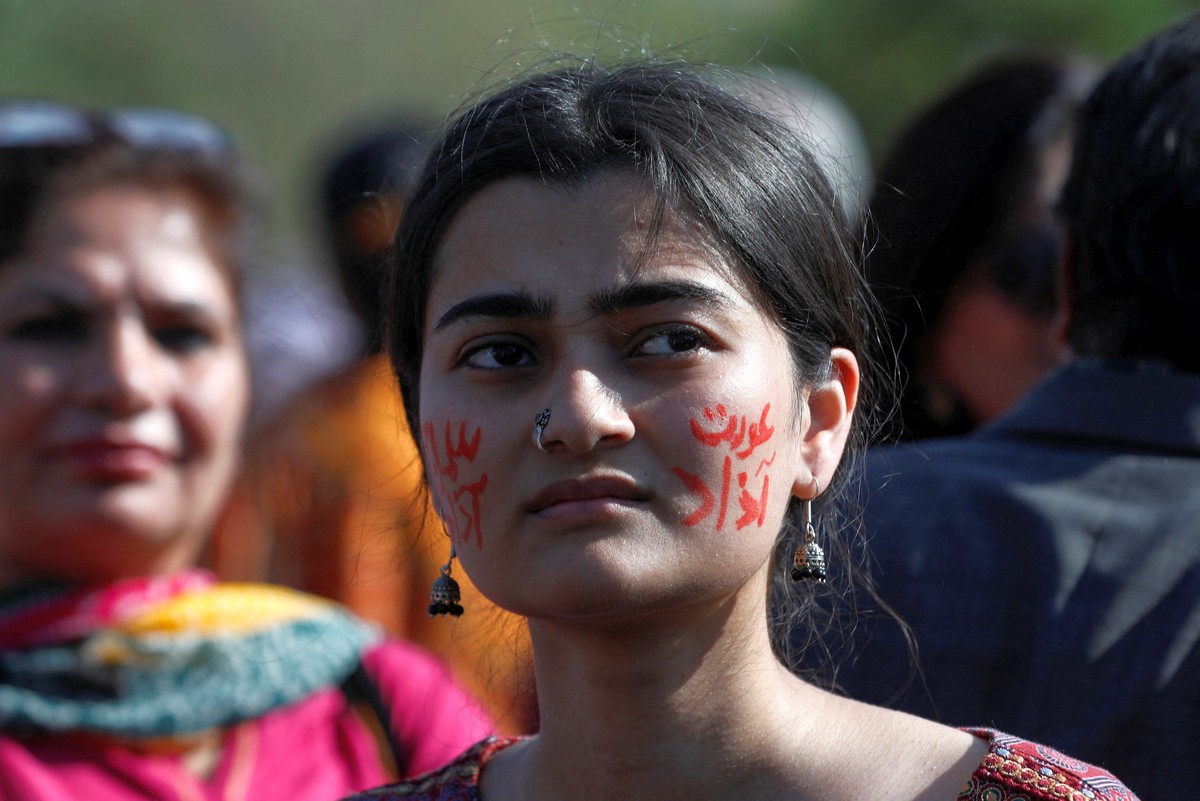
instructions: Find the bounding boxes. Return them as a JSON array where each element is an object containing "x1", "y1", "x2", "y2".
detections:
[
  {"x1": 867, "y1": 55, "x2": 1096, "y2": 440},
  {"x1": 384, "y1": 60, "x2": 890, "y2": 671},
  {"x1": 1059, "y1": 13, "x2": 1200, "y2": 370},
  {"x1": 0, "y1": 138, "x2": 255, "y2": 302}
]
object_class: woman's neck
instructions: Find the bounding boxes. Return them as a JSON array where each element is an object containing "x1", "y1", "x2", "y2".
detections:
[
  {"x1": 483, "y1": 569, "x2": 989, "y2": 801},
  {"x1": 496, "y1": 576, "x2": 835, "y2": 801}
]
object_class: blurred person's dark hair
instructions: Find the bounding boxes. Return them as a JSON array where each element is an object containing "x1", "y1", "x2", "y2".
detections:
[
  {"x1": 1058, "y1": 13, "x2": 1200, "y2": 371},
  {"x1": 868, "y1": 55, "x2": 1097, "y2": 440},
  {"x1": 318, "y1": 123, "x2": 430, "y2": 353}
]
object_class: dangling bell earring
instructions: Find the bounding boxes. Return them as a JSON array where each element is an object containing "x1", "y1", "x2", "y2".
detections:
[
  {"x1": 429, "y1": 546, "x2": 464, "y2": 617},
  {"x1": 790, "y1": 480, "x2": 828, "y2": 583},
  {"x1": 533, "y1": 408, "x2": 551, "y2": 453}
]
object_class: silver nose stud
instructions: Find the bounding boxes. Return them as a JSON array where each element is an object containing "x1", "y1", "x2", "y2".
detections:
[{"x1": 533, "y1": 408, "x2": 551, "y2": 453}]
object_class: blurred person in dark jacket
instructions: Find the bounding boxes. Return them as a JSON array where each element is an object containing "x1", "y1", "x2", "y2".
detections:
[{"x1": 811, "y1": 17, "x2": 1200, "y2": 799}]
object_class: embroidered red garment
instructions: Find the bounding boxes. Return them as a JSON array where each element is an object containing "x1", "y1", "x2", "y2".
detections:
[
  {"x1": 958, "y1": 729, "x2": 1139, "y2": 801},
  {"x1": 345, "y1": 737, "x2": 513, "y2": 801},
  {"x1": 344, "y1": 729, "x2": 1140, "y2": 801}
]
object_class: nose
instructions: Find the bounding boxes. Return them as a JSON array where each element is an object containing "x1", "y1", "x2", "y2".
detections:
[
  {"x1": 76, "y1": 319, "x2": 163, "y2": 415},
  {"x1": 538, "y1": 367, "x2": 635, "y2": 454}
]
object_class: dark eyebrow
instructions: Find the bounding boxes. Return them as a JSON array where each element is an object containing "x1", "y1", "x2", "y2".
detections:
[
  {"x1": 158, "y1": 300, "x2": 226, "y2": 323},
  {"x1": 588, "y1": 280, "x2": 731, "y2": 315},
  {"x1": 433, "y1": 291, "x2": 553, "y2": 331},
  {"x1": 0, "y1": 286, "x2": 86, "y2": 312}
]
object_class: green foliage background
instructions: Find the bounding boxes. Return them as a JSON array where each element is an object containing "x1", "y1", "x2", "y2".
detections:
[{"x1": 0, "y1": 0, "x2": 1191, "y2": 261}]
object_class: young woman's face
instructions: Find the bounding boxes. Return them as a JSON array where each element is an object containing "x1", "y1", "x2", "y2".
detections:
[
  {"x1": 0, "y1": 186, "x2": 248, "y2": 586},
  {"x1": 419, "y1": 174, "x2": 821, "y2": 621}
]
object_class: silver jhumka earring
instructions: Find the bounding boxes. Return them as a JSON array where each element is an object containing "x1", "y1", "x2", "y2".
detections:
[
  {"x1": 790, "y1": 481, "x2": 828, "y2": 583},
  {"x1": 429, "y1": 546, "x2": 464, "y2": 617}
]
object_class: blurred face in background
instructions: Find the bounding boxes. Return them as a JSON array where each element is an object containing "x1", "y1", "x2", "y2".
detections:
[{"x1": 0, "y1": 185, "x2": 249, "y2": 586}]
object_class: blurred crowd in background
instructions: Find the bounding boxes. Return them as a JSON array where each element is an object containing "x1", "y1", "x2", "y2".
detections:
[{"x1": 1, "y1": 3, "x2": 1197, "y2": 799}]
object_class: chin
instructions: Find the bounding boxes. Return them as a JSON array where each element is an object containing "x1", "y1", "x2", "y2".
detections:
[
  {"x1": 29, "y1": 512, "x2": 197, "y2": 583},
  {"x1": 488, "y1": 558, "x2": 714, "y2": 626}
]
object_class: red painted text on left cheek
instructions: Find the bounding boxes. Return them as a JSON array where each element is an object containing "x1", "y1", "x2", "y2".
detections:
[
  {"x1": 672, "y1": 402, "x2": 776, "y2": 531},
  {"x1": 422, "y1": 420, "x2": 489, "y2": 549}
]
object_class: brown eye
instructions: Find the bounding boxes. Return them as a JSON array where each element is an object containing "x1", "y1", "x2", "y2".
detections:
[
  {"x1": 633, "y1": 326, "x2": 711, "y2": 357},
  {"x1": 665, "y1": 330, "x2": 702, "y2": 352},
  {"x1": 153, "y1": 324, "x2": 214, "y2": 353},
  {"x1": 460, "y1": 340, "x2": 534, "y2": 370}
]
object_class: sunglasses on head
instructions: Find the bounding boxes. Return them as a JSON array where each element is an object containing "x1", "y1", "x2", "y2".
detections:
[{"x1": 0, "y1": 100, "x2": 232, "y2": 155}]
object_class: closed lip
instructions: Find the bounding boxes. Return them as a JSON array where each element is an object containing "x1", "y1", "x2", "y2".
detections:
[
  {"x1": 525, "y1": 475, "x2": 649, "y2": 514},
  {"x1": 49, "y1": 437, "x2": 171, "y2": 478},
  {"x1": 51, "y1": 437, "x2": 169, "y2": 459}
]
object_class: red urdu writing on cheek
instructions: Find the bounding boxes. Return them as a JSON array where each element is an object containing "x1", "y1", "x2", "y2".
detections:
[
  {"x1": 421, "y1": 420, "x2": 489, "y2": 549},
  {"x1": 452, "y1": 475, "x2": 489, "y2": 549},
  {"x1": 735, "y1": 471, "x2": 769, "y2": 529},
  {"x1": 689, "y1": 402, "x2": 775, "y2": 460},
  {"x1": 676, "y1": 402, "x2": 777, "y2": 532}
]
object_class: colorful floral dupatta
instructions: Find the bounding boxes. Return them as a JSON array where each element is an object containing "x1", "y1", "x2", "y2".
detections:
[{"x1": 0, "y1": 569, "x2": 379, "y2": 738}]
